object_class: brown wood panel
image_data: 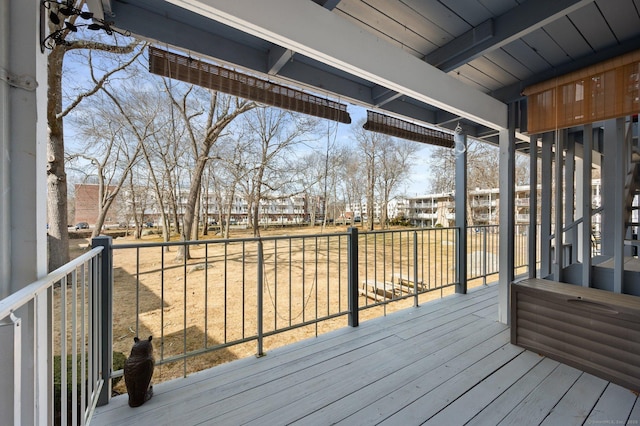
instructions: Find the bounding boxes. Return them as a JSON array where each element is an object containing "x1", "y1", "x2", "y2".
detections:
[
  {"x1": 524, "y1": 50, "x2": 640, "y2": 133},
  {"x1": 512, "y1": 278, "x2": 640, "y2": 393}
]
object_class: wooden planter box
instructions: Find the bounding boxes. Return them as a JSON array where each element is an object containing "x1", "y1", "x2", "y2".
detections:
[{"x1": 511, "y1": 278, "x2": 640, "y2": 392}]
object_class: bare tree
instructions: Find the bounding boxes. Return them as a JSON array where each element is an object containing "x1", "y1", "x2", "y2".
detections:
[
  {"x1": 428, "y1": 140, "x2": 501, "y2": 194},
  {"x1": 339, "y1": 147, "x2": 365, "y2": 226},
  {"x1": 129, "y1": 80, "x2": 189, "y2": 244},
  {"x1": 376, "y1": 139, "x2": 420, "y2": 228},
  {"x1": 46, "y1": 0, "x2": 139, "y2": 271},
  {"x1": 352, "y1": 123, "x2": 393, "y2": 230},
  {"x1": 68, "y1": 87, "x2": 151, "y2": 236},
  {"x1": 165, "y1": 82, "x2": 257, "y2": 259},
  {"x1": 239, "y1": 108, "x2": 319, "y2": 236},
  {"x1": 201, "y1": 136, "x2": 251, "y2": 238}
]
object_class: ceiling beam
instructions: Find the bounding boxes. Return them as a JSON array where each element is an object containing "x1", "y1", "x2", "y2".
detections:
[
  {"x1": 426, "y1": 0, "x2": 596, "y2": 73},
  {"x1": 109, "y1": 1, "x2": 376, "y2": 105},
  {"x1": 163, "y1": 0, "x2": 508, "y2": 129},
  {"x1": 110, "y1": 1, "x2": 268, "y2": 72},
  {"x1": 376, "y1": 99, "x2": 437, "y2": 127},
  {"x1": 268, "y1": 0, "x2": 340, "y2": 76},
  {"x1": 427, "y1": 19, "x2": 494, "y2": 70},
  {"x1": 267, "y1": 45, "x2": 292, "y2": 75},
  {"x1": 371, "y1": 86, "x2": 402, "y2": 107}
]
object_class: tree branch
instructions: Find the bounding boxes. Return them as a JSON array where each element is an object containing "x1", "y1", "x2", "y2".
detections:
[{"x1": 58, "y1": 41, "x2": 145, "y2": 119}]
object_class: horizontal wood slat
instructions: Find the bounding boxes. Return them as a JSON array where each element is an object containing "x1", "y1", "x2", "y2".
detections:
[
  {"x1": 524, "y1": 50, "x2": 640, "y2": 133},
  {"x1": 512, "y1": 278, "x2": 640, "y2": 393},
  {"x1": 149, "y1": 46, "x2": 352, "y2": 124}
]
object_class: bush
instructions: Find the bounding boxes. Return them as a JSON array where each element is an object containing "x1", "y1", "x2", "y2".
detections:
[
  {"x1": 389, "y1": 217, "x2": 411, "y2": 226},
  {"x1": 54, "y1": 351, "x2": 126, "y2": 425}
]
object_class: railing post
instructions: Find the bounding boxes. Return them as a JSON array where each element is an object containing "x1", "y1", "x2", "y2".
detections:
[
  {"x1": 413, "y1": 231, "x2": 419, "y2": 307},
  {"x1": 483, "y1": 227, "x2": 487, "y2": 286},
  {"x1": 0, "y1": 313, "x2": 21, "y2": 426},
  {"x1": 256, "y1": 239, "x2": 265, "y2": 357},
  {"x1": 454, "y1": 124, "x2": 468, "y2": 294},
  {"x1": 347, "y1": 227, "x2": 359, "y2": 327},
  {"x1": 92, "y1": 236, "x2": 113, "y2": 407}
]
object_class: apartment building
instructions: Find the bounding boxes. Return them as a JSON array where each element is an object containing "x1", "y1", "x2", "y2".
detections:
[{"x1": 405, "y1": 181, "x2": 606, "y2": 228}]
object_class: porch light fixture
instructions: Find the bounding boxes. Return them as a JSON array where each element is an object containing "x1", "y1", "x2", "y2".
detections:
[
  {"x1": 363, "y1": 110, "x2": 454, "y2": 148},
  {"x1": 41, "y1": 0, "x2": 130, "y2": 50},
  {"x1": 148, "y1": 47, "x2": 351, "y2": 124}
]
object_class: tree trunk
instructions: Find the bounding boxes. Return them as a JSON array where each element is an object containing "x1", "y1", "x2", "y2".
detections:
[
  {"x1": 47, "y1": 48, "x2": 70, "y2": 272},
  {"x1": 177, "y1": 156, "x2": 208, "y2": 260}
]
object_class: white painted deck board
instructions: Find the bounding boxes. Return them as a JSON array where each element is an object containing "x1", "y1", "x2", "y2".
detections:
[
  {"x1": 540, "y1": 372, "x2": 608, "y2": 426},
  {"x1": 293, "y1": 327, "x2": 511, "y2": 425},
  {"x1": 247, "y1": 320, "x2": 507, "y2": 426},
  {"x1": 425, "y1": 350, "x2": 546, "y2": 425},
  {"x1": 498, "y1": 363, "x2": 584, "y2": 425},
  {"x1": 585, "y1": 383, "x2": 639, "y2": 424},
  {"x1": 469, "y1": 357, "x2": 561, "y2": 426},
  {"x1": 92, "y1": 284, "x2": 640, "y2": 426}
]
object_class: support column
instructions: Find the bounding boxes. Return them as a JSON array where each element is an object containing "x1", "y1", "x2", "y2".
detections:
[
  {"x1": 0, "y1": 1, "x2": 49, "y2": 424},
  {"x1": 528, "y1": 135, "x2": 538, "y2": 278},
  {"x1": 553, "y1": 130, "x2": 565, "y2": 281},
  {"x1": 600, "y1": 118, "x2": 626, "y2": 292},
  {"x1": 581, "y1": 124, "x2": 593, "y2": 287},
  {"x1": 575, "y1": 143, "x2": 584, "y2": 264},
  {"x1": 498, "y1": 104, "x2": 515, "y2": 324},
  {"x1": 565, "y1": 136, "x2": 576, "y2": 264},
  {"x1": 612, "y1": 118, "x2": 626, "y2": 293},
  {"x1": 540, "y1": 132, "x2": 553, "y2": 278},
  {"x1": 0, "y1": 0, "x2": 9, "y2": 301},
  {"x1": 454, "y1": 124, "x2": 467, "y2": 294},
  {"x1": 601, "y1": 120, "x2": 617, "y2": 257}
]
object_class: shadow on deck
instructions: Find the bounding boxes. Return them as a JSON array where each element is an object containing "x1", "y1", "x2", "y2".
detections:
[{"x1": 92, "y1": 284, "x2": 640, "y2": 425}]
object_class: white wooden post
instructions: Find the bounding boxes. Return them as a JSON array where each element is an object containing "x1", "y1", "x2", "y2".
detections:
[
  {"x1": 0, "y1": 0, "x2": 49, "y2": 424},
  {"x1": 528, "y1": 135, "x2": 538, "y2": 278},
  {"x1": 498, "y1": 104, "x2": 515, "y2": 324}
]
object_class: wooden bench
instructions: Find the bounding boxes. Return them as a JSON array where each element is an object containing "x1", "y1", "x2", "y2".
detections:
[
  {"x1": 391, "y1": 273, "x2": 425, "y2": 291},
  {"x1": 511, "y1": 278, "x2": 640, "y2": 392},
  {"x1": 360, "y1": 280, "x2": 409, "y2": 300}
]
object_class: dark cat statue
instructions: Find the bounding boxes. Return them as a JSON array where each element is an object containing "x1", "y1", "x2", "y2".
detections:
[{"x1": 124, "y1": 336, "x2": 155, "y2": 407}]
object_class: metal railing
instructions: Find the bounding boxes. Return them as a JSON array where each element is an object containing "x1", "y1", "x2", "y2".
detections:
[
  {"x1": 105, "y1": 227, "x2": 467, "y2": 384},
  {"x1": 357, "y1": 227, "x2": 459, "y2": 311},
  {"x1": 466, "y1": 224, "x2": 532, "y2": 285},
  {"x1": 0, "y1": 244, "x2": 106, "y2": 426},
  {"x1": 109, "y1": 231, "x2": 352, "y2": 374},
  {"x1": 0, "y1": 224, "x2": 534, "y2": 422},
  {"x1": 104, "y1": 224, "x2": 533, "y2": 389}
]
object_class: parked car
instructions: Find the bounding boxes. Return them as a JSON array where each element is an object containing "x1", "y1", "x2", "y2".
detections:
[{"x1": 75, "y1": 222, "x2": 89, "y2": 230}]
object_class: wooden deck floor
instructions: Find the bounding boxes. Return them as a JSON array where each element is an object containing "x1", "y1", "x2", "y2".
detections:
[{"x1": 92, "y1": 284, "x2": 640, "y2": 425}]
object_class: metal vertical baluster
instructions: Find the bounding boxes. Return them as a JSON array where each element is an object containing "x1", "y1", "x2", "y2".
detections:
[{"x1": 257, "y1": 240, "x2": 264, "y2": 357}]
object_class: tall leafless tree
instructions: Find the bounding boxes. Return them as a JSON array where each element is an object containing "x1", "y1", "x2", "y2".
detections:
[
  {"x1": 238, "y1": 108, "x2": 319, "y2": 236},
  {"x1": 165, "y1": 82, "x2": 257, "y2": 259},
  {"x1": 46, "y1": 0, "x2": 139, "y2": 271},
  {"x1": 68, "y1": 74, "x2": 157, "y2": 235},
  {"x1": 375, "y1": 139, "x2": 420, "y2": 228}
]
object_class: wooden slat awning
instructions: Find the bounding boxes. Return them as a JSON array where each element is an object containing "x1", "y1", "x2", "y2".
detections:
[
  {"x1": 363, "y1": 111, "x2": 454, "y2": 148},
  {"x1": 524, "y1": 50, "x2": 640, "y2": 134},
  {"x1": 149, "y1": 46, "x2": 351, "y2": 124}
]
